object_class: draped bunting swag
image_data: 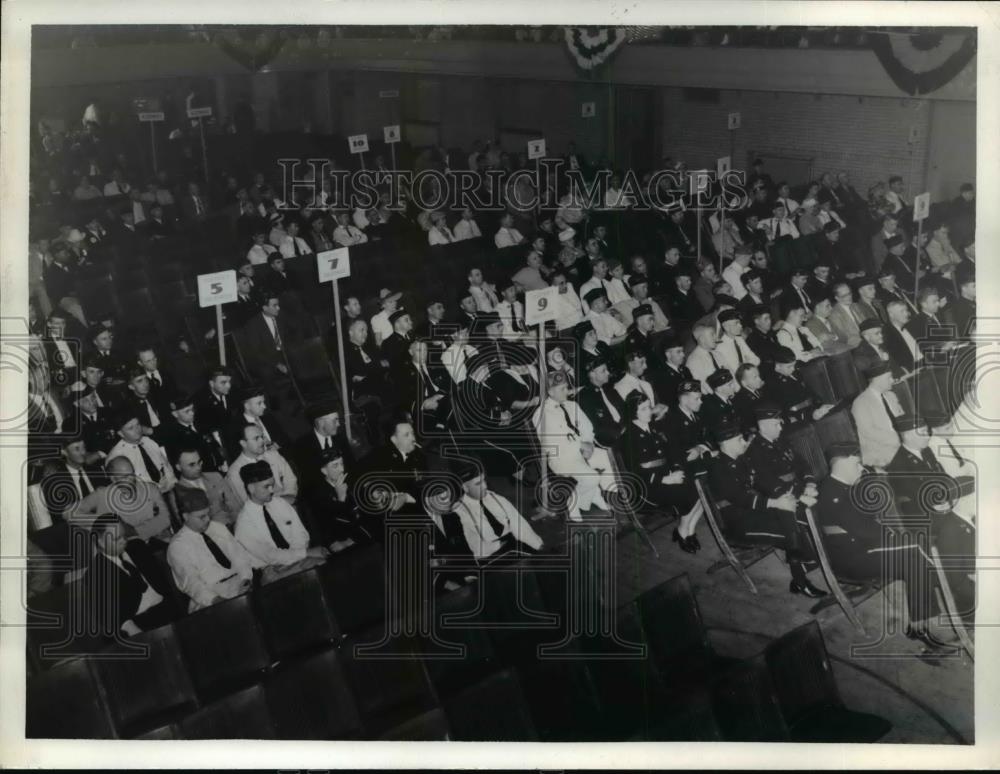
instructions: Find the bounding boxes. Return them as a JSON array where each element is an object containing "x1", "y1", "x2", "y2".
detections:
[
  {"x1": 870, "y1": 31, "x2": 976, "y2": 96},
  {"x1": 563, "y1": 27, "x2": 629, "y2": 76}
]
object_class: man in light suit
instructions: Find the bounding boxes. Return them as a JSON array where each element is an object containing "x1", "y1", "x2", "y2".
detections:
[
  {"x1": 851, "y1": 361, "x2": 904, "y2": 469},
  {"x1": 685, "y1": 323, "x2": 725, "y2": 394},
  {"x1": 828, "y1": 282, "x2": 862, "y2": 349}
]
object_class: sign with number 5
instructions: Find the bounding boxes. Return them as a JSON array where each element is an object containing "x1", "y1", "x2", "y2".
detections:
[
  {"x1": 317, "y1": 248, "x2": 352, "y2": 282},
  {"x1": 525, "y1": 286, "x2": 559, "y2": 326},
  {"x1": 197, "y1": 270, "x2": 238, "y2": 308}
]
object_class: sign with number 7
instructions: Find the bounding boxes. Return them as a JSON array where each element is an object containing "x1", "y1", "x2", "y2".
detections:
[{"x1": 317, "y1": 248, "x2": 352, "y2": 282}]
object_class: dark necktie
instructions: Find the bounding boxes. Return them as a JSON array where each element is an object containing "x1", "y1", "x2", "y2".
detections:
[
  {"x1": 920, "y1": 448, "x2": 941, "y2": 473},
  {"x1": 79, "y1": 469, "x2": 94, "y2": 497},
  {"x1": 136, "y1": 443, "x2": 162, "y2": 483},
  {"x1": 735, "y1": 339, "x2": 744, "y2": 364},
  {"x1": 945, "y1": 438, "x2": 966, "y2": 467},
  {"x1": 480, "y1": 496, "x2": 506, "y2": 539},
  {"x1": 798, "y1": 329, "x2": 814, "y2": 351},
  {"x1": 150, "y1": 372, "x2": 161, "y2": 387},
  {"x1": 121, "y1": 555, "x2": 148, "y2": 592},
  {"x1": 559, "y1": 403, "x2": 579, "y2": 435},
  {"x1": 141, "y1": 399, "x2": 158, "y2": 426},
  {"x1": 293, "y1": 239, "x2": 302, "y2": 257},
  {"x1": 269, "y1": 319, "x2": 282, "y2": 350},
  {"x1": 202, "y1": 532, "x2": 232, "y2": 569},
  {"x1": 323, "y1": 435, "x2": 332, "y2": 450},
  {"x1": 262, "y1": 505, "x2": 290, "y2": 549},
  {"x1": 709, "y1": 351, "x2": 720, "y2": 370}
]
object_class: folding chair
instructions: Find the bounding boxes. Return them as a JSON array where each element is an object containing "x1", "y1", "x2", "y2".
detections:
[
  {"x1": 826, "y1": 349, "x2": 863, "y2": 401},
  {"x1": 26, "y1": 657, "x2": 117, "y2": 739},
  {"x1": 255, "y1": 567, "x2": 341, "y2": 662},
  {"x1": 285, "y1": 336, "x2": 341, "y2": 404},
  {"x1": 635, "y1": 573, "x2": 733, "y2": 690},
  {"x1": 800, "y1": 356, "x2": 836, "y2": 404},
  {"x1": 95, "y1": 624, "x2": 199, "y2": 737},
  {"x1": 513, "y1": 642, "x2": 604, "y2": 741},
  {"x1": 264, "y1": 647, "x2": 363, "y2": 740},
  {"x1": 930, "y1": 545, "x2": 975, "y2": 660},
  {"x1": 378, "y1": 707, "x2": 451, "y2": 741},
  {"x1": 710, "y1": 655, "x2": 790, "y2": 742},
  {"x1": 812, "y1": 406, "x2": 859, "y2": 453},
  {"x1": 785, "y1": 421, "x2": 829, "y2": 480},
  {"x1": 607, "y1": 445, "x2": 663, "y2": 558},
  {"x1": 25, "y1": 581, "x2": 109, "y2": 673},
  {"x1": 179, "y1": 684, "x2": 276, "y2": 740},
  {"x1": 799, "y1": 508, "x2": 867, "y2": 634},
  {"x1": 764, "y1": 620, "x2": 892, "y2": 742},
  {"x1": 693, "y1": 475, "x2": 770, "y2": 594},
  {"x1": 174, "y1": 593, "x2": 271, "y2": 701},
  {"x1": 443, "y1": 668, "x2": 539, "y2": 741}
]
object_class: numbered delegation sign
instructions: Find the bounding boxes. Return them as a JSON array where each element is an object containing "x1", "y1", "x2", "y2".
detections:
[
  {"x1": 348, "y1": 134, "x2": 369, "y2": 154},
  {"x1": 197, "y1": 270, "x2": 238, "y2": 308},
  {"x1": 525, "y1": 286, "x2": 559, "y2": 326},
  {"x1": 317, "y1": 248, "x2": 352, "y2": 283},
  {"x1": 717, "y1": 155, "x2": 732, "y2": 177},
  {"x1": 727, "y1": 112, "x2": 741, "y2": 130},
  {"x1": 527, "y1": 138, "x2": 547, "y2": 160},
  {"x1": 913, "y1": 192, "x2": 931, "y2": 223},
  {"x1": 581, "y1": 102, "x2": 596, "y2": 118},
  {"x1": 383, "y1": 125, "x2": 401, "y2": 144},
  {"x1": 187, "y1": 106, "x2": 213, "y2": 119}
]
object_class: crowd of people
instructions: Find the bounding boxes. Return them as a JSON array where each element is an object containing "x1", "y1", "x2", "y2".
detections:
[{"x1": 24, "y1": 108, "x2": 977, "y2": 665}]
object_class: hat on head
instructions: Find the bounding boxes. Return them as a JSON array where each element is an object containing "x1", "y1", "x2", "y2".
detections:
[
  {"x1": 127, "y1": 366, "x2": 148, "y2": 383},
  {"x1": 812, "y1": 256, "x2": 832, "y2": 269},
  {"x1": 239, "y1": 460, "x2": 274, "y2": 486},
  {"x1": 823, "y1": 221, "x2": 841, "y2": 234},
  {"x1": 790, "y1": 267, "x2": 809, "y2": 278},
  {"x1": 558, "y1": 227, "x2": 576, "y2": 243},
  {"x1": 877, "y1": 265, "x2": 897, "y2": 280},
  {"x1": 238, "y1": 384, "x2": 266, "y2": 403},
  {"x1": 169, "y1": 394, "x2": 195, "y2": 412},
  {"x1": 573, "y1": 320, "x2": 595, "y2": 339},
  {"x1": 678, "y1": 379, "x2": 702, "y2": 396},
  {"x1": 88, "y1": 322, "x2": 113, "y2": 338},
  {"x1": 268, "y1": 212, "x2": 283, "y2": 224},
  {"x1": 378, "y1": 288, "x2": 402, "y2": 304},
  {"x1": 742, "y1": 269, "x2": 761, "y2": 284},
  {"x1": 892, "y1": 413, "x2": 926, "y2": 433},
  {"x1": 548, "y1": 370, "x2": 570, "y2": 388},
  {"x1": 628, "y1": 273, "x2": 649, "y2": 288},
  {"x1": 584, "y1": 354, "x2": 608, "y2": 373},
  {"x1": 773, "y1": 347, "x2": 796, "y2": 365},
  {"x1": 714, "y1": 421, "x2": 744, "y2": 444},
  {"x1": 388, "y1": 308, "x2": 410, "y2": 325},
  {"x1": 801, "y1": 198, "x2": 818, "y2": 209},
  {"x1": 717, "y1": 309, "x2": 741, "y2": 325},
  {"x1": 70, "y1": 385, "x2": 96, "y2": 403},
  {"x1": 863, "y1": 361, "x2": 893, "y2": 379},
  {"x1": 754, "y1": 403, "x2": 783, "y2": 422},
  {"x1": 884, "y1": 234, "x2": 905, "y2": 249},
  {"x1": 707, "y1": 369, "x2": 734, "y2": 389},
  {"x1": 859, "y1": 318, "x2": 883, "y2": 333},
  {"x1": 632, "y1": 304, "x2": 654, "y2": 320},
  {"x1": 112, "y1": 408, "x2": 140, "y2": 430},
  {"x1": 208, "y1": 365, "x2": 233, "y2": 380},
  {"x1": 175, "y1": 486, "x2": 210, "y2": 515},
  {"x1": 852, "y1": 275, "x2": 876, "y2": 291},
  {"x1": 306, "y1": 401, "x2": 340, "y2": 422},
  {"x1": 81, "y1": 353, "x2": 105, "y2": 370},
  {"x1": 317, "y1": 446, "x2": 344, "y2": 466},
  {"x1": 456, "y1": 461, "x2": 483, "y2": 484},
  {"x1": 826, "y1": 441, "x2": 861, "y2": 462},
  {"x1": 748, "y1": 304, "x2": 771, "y2": 319},
  {"x1": 583, "y1": 288, "x2": 607, "y2": 305}
]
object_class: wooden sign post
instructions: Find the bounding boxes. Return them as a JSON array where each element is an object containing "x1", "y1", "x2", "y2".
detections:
[
  {"x1": 383, "y1": 124, "x2": 401, "y2": 172},
  {"x1": 716, "y1": 155, "x2": 732, "y2": 270},
  {"x1": 913, "y1": 192, "x2": 931, "y2": 300},
  {"x1": 138, "y1": 111, "x2": 165, "y2": 174},
  {"x1": 197, "y1": 270, "x2": 238, "y2": 366},
  {"x1": 348, "y1": 133, "x2": 369, "y2": 171},
  {"x1": 525, "y1": 286, "x2": 559, "y2": 515},
  {"x1": 187, "y1": 106, "x2": 213, "y2": 183},
  {"x1": 317, "y1": 248, "x2": 353, "y2": 442}
]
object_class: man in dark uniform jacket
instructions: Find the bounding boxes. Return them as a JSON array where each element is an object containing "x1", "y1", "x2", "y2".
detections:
[
  {"x1": 625, "y1": 304, "x2": 665, "y2": 374},
  {"x1": 360, "y1": 417, "x2": 427, "y2": 506},
  {"x1": 875, "y1": 266, "x2": 918, "y2": 315},
  {"x1": 121, "y1": 367, "x2": 170, "y2": 444},
  {"x1": 706, "y1": 421, "x2": 826, "y2": 598},
  {"x1": 852, "y1": 319, "x2": 904, "y2": 380},
  {"x1": 393, "y1": 339, "x2": 452, "y2": 437},
  {"x1": 732, "y1": 363, "x2": 767, "y2": 433},
  {"x1": 40, "y1": 433, "x2": 105, "y2": 521},
  {"x1": 291, "y1": 402, "x2": 355, "y2": 488},
  {"x1": 194, "y1": 366, "x2": 237, "y2": 442},
  {"x1": 745, "y1": 404, "x2": 817, "y2": 498},
  {"x1": 660, "y1": 380, "x2": 716, "y2": 472},
  {"x1": 160, "y1": 394, "x2": 228, "y2": 473},
  {"x1": 577, "y1": 355, "x2": 627, "y2": 449},
  {"x1": 226, "y1": 384, "x2": 291, "y2": 459},
  {"x1": 86, "y1": 323, "x2": 129, "y2": 386},
  {"x1": 574, "y1": 320, "x2": 615, "y2": 379},
  {"x1": 303, "y1": 446, "x2": 376, "y2": 549},
  {"x1": 666, "y1": 269, "x2": 703, "y2": 331},
  {"x1": 744, "y1": 305, "x2": 784, "y2": 370},
  {"x1": 765, "y1": 347, "x2": 833, "y2": 425},
  {"x1": 817, "y1": 441, "x2": 954, "y2": 653},
  {"x1": 949, "y1": 272, "x2": 976, "y2": 338},
  {"x1": 650, "y1": 334, "x2": 692, "y2": 405},
  {"x1": 381, "y1": 308, "x2": 416, "y2": 375},
  {"x1": 72, "y1": 387, "x2": 120, "y2": 455},
  {"x1": 700, "y1": 368, "x2": 739, "y2": 434}
]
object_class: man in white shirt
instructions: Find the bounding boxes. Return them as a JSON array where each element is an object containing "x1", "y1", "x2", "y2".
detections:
[
  {"x1": 773, "y1": 182, "x2": 799, "y2": 216},
  {"x1": 617, "y1": 275, "x2": 670, "y2": 332},
  {"x1": 721, "y1": 247, "x2": 753, "y2": 301},
  {"x1": 278, "y1": 220, "x2": 313, "y2": 258},
  {"x1": 579, "y1": 258, "x2": 614, "y2": 315},
  {"x1": 467, "y1": 267, "x2": 499, "y2": 313},
  {"x1": 533, "y1": 371, "x2": 616, "y2": 521},
  {"x1": 370, "y1": 288, "x2": 402, "y2": 347},
  {"x1": 685, "y1": 323, "x2": 725, "y2": 394},
  {"x1": 333, "y1": 211, "x2": 368, "y2": 247},
  {"x1": 494, "y1": 213, "x2": 524, "y2": 249},
  {"x1": 168, "y1": 487, "x2": 254, "y2": 612},
  {"x1": 494, "y1": 279, "x2": 526, "y2": 340},
  {"x1": 227, "y1": 424, "x2": 298, "y2": 507},
  {"x1": 235, "y1": 460, "x2": 328, "y2": 574},
  {"x1": 174, "y1": 446, "x2": 241, "y2": 526},
  {"x1": 615, "y1": 351, "x2": 669, "y2": 420},
  {"x1": 758, "y1": 202, "x2": 801, "y2": 241},
  {"x1": 452, "y1": 466, "x2": 544, "y2": 560},
  {"x1": 550, "y1": 269, "x2": 585, "y2": 332},
  {"x1": 442, "y1": 321, "x2": 478, "y2": 384},
  {"x1": 107, "y1": 412, "x2": 176, "y2": 492},
  {"x1": 247, "y1": 230, "x2": 276, "y2": 266},
  {"x1": 715, "y1": 309, "x2": 760, "y2": 375},
  {"x1": 584, "y1": 288, "x2": 627, "y2": 346},
  {"x1": 103, "y1": 169, "x2": 131, "y2": 197},
  {"x1": 70, "y1": 455, "x2": 173, "y2": 543},
  {"x1": 428, "y1": 210, "x2": 455, "y2": 246},
  {"x1": 453, "y1": 207, "x2": 482, "y2": 241}
]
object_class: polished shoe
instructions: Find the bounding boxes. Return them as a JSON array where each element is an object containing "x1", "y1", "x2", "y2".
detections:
[
  {"x1": 688, "y1": 533, "x2": 702, "y2": 551},
  {"x1": 789, "y1": 580, "x2": 828, "y2": 598},
  {"x1": 906, "y1": 625, "x2": 959, "y2": 653},
  {"x1": 672, "y1": 528, "x2": 697, "y2": 554}
]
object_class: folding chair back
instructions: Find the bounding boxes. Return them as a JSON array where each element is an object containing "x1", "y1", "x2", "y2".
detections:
[
  {"x1": 693, "y1": 475, "x2": 760, "y2": 594},
  {"x1": 319, "y1": 543, "x2": 386, "y2": 636},
  {"x1": 763, "y1": 620, "x2": 841, "y2": 724},
  {"x1": 264, "y1": 647, "x2": 363, "y2": 740},
  {"x1": 711, "y1": 656, "x2": 790, "y2": 742},
  {"x1": 800, "y1": 357, "x2": 836, "y2": 404},
  {"x1": 812, "y1": 406, "x2": 858, "y2": 453},
  {"x1": 423, "y1": 583, "x2": 498, "y2": 697},
  {"x1": 636, "y1": 573, "x2": 718, "y2": 679},
  {"x1": 26, "y1": 657, "x2": 117, "y2": 739},
  {"x1": 800, "y1": 508, "x2": 866, "y2": 633},
  {"x1": 179, "y1": 684, "x2": 275, "y2": 740},
  {"x1": 826, "y1": 349, "x2": 862, "y2": 400},
  {"x1": 286, "y1": 336, "x2": 341, "y2": 403},
  {"x1": 255, "y1": 567, "x2": 341, "y2": 662},
  {"x1": 785, "y1": 422, "x2": 828, "y2": 480}
]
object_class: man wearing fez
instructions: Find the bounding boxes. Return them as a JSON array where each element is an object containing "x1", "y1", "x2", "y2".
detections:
[
  {"x1": 167, "y1": 487, "x2": 255, "y2": 612},
  {"x1": 816, "y1": 441, "x2": 955, "y2": 654},
  {"x1": 173, "y1": 444, "x2": 241, "y2": 527},
  {"x1": 707, "y1": 421, "x2": 826, "y2": 598},
  {"x1": 107, "y1": 410, "x2": 176, "y2": 492},
  {"x1": 451, "y1": 464, "x2": 544, "y2": 562},
  {"x1": 227, "y1": 423, "x2": 298, "y2": 509},
  {"x1": 304, "y1": 446, "x2": 375, "y2": 553},
  {"x1": 853, "y1": 319, "x2": 903, "y2": 380},
  {"x1": 235, "y1": 460, "x2": 328, "y2": 577},
  {"x1": 160, "y1": 394, "x2": 227, "y2": 473},
  {"x1": 533, "y1": 370, "x2": 617, "y2": 522}
]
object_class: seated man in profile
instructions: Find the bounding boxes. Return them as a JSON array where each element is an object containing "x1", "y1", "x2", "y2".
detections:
[
  {"x1": 167, "y1": 487, "x2": 255, "y2": 613},
  {"x1": 304, "y1": 447, "x2": 376, "y2": 553},
  {"x1": 85, "y1": 513, "x2": 179, "y2": 638},
  {"x1": 234, "y1": 460, "x2": 330, "y2": 583}
]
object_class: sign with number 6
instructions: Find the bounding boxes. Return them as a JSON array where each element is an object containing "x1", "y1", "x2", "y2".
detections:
[
  {"x1": 525, "y1": 286, "x2": 559, "y2": 325},
  {"x1": 317, "y1": 248, "x2": 352, "y2": 282},
  {"x1": 197, "y1": 270, "x2": 238, "y2": 308}
]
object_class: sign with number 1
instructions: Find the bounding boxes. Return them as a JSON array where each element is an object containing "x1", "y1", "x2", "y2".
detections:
[
  {"x1": 197, "y1": 270, "x2": 237, "y2": 308},
  {"x1": 525, "y1": 286, "x2": 558, "y2": 326},
  {"x1": 317, "y1": 248, "x2": 352, "y2": 282}
]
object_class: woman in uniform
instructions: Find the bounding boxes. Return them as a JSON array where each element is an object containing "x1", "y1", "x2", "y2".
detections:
[{"x1": 619, "y1": 390, "x2": 705, "y2": 553}]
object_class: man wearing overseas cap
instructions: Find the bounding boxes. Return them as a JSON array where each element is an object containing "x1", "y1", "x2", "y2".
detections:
[
  {"x1": 852, "y1": 318, "x2": 902, "y2": 379},
  {"x1": 533, "y1": 369, "x2": 617, "y2": 522},
  {"x1": 234, "y1": 459, "x2": 329, "y2": 579},
  {"x1": 765, "y1": 346, "x2": 834, "y2": 425},
  {"x1": 700, "y1": 368, "x2": 741, "y2": 435},
  {"x1": 451, "y1": 462, "x2": 544, "y2": 562},
  {"x1": 707, "y1": 420, "x2": 827, "y2": 599},
  {"x1": 577, "y1": 354, "x2": 628, "y2": 449},
  {"x1": 166, "y1": 486, "x2": 255, "y2": 613},
  {"x1": 851, "y1": 361, "x2": 904, "y2": 469},
  {"x1": 625, "y1": 303, "x2": 666, "y2": 373},
  {"x1": 381, "y1": 307, "x2": 415, "y2": 373},
  {"x1": 745, "y1": 403, "x2": 817, "y2": 500},
  {"x1": 648, "y1": 333, "x2": 693, "y2": 405},
  {"x1": 106, "y1": 408, "x2": 177, "y2": 493},
  {"x1": 816, "y1": 442, "x2": 952, "y2": 655},
  {"x1": 714, "y1": 308, "x2": 760, "y2": 376},
  {"x1": 494, "y1": 277, "x2": 527, "y2": 341},
  {"x1": 584, "y1": 287, "x2": 628, "y2": 347},
  {"x1": 617, "y1": 272, "x2": 670, "y2": 332},
  {"x1": 735, "y1": 269, "x2": 767, "y2": 317},
  {"x1": 160, "y1": 393, "x2": 227, "y2": 474}
]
